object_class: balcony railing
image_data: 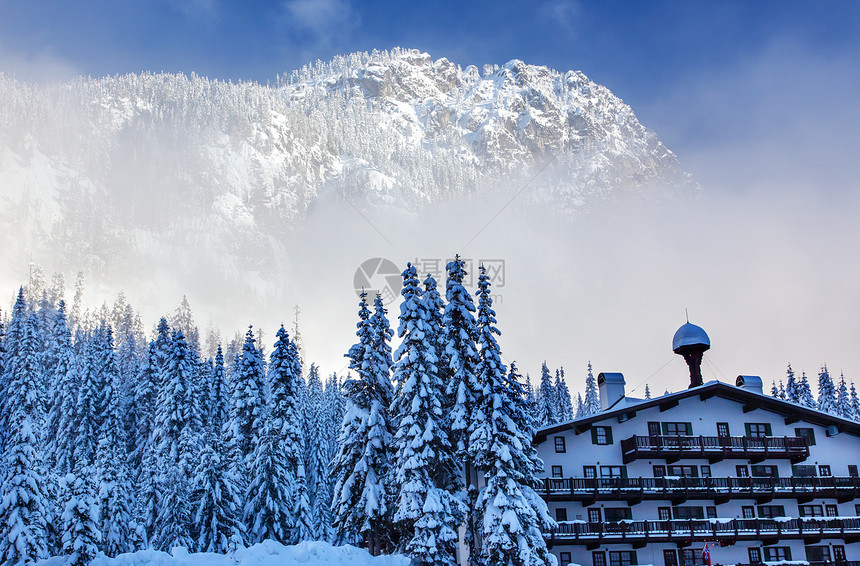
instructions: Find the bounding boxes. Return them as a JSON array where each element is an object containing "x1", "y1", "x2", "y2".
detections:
[
  {"x1": 546, "y1": 517, "x2": 860, "y2": 546},
  {"x1": 620, "y1": 435, "x2": 810, "y2": 464},
  {"x1": 541, "y1": 475, "x2": 860, "y2": 503}
]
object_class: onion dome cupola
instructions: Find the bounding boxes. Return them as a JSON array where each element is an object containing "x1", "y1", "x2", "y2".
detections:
[{"x1": 673, "y1": 322, "x2": 710, "y2": 388}]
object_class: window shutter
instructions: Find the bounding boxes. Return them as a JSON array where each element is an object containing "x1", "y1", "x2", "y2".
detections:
[
  {"x1": 606, "y1": 427, "x2": 613, "y2": 444},
  {"x1": 591, "y1": 427, "x2": 598, "y2": 444}
]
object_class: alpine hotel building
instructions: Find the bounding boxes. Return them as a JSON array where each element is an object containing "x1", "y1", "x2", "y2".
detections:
[{"x1": 535, "y1": 323, "x2": 860, "y2": 566}]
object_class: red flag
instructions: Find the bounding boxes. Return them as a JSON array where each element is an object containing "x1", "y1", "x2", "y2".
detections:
[{"x1": 702, "y1": 544, "x2": 711, "y2": 566}]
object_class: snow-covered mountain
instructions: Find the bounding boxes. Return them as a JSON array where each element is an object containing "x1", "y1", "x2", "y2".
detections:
[{"x1": 0, "y1": 47, "x2": 694, "y2": 287}]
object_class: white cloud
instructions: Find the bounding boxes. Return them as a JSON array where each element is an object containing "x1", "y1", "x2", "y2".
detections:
[
  {"x1": 0, "y1": 43, "x2": 80, "y2": 82},
  {"x1": 537, "y1": 0, "x2": 580, "y2": 33},
  {"x1": 283, "y1": 0, "x2": 357, "y2": 40}
]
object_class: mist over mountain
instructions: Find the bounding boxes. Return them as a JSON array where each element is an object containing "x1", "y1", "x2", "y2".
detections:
[{"x1": 0, "y1": 47, "x2": 695, "y2": 298}]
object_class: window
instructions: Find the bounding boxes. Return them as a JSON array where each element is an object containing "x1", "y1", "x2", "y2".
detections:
[
  {"x1": 592, "y1": 426, "x2": 613, "y2": 445},
  {"x1": 593, "y1": 552, "x2": 607, "y2": 566},
  {"x1": 560, "y1": 552, "x2": 572, "y2": 566},
  {"x1": 663, "y1": 550, "x2": 678, "y2": 566},
  {"x1": 849, "y1": 465, "x2": 858, "y2": 477},
  {"x1": 706, "y1": 506, "x2": 717, "y2": 519},
  {"x1": 601, "y1": 466, "x2": 627, "y2": 478},
  {"x1": 588, "y1": 508, "x2": 602, "y2": 523},
  {"x1": 584, "y1": 466, "x2": 597, "y2": 479},
  {"x1": 604, "y1": 507, "x2": 632, "y2": 521},
  {"x1": 792, "y1": 464, "x2": 817, "y2": 477},
  {"x1": 700, "y1": 465, "x2": 711, "y2": 478},
  {"x1": 799, "y1": 505, "x2": 824, "y2": 517},
  {"x1": 742, "y1": 506, "x2": 755, "y2": 519},
  {"x1": 748, "y1": 548, "x2": 762, "y2": 564},
  {"x1": 795, "y1": 427, "x2": 816, "y2": 446},
  {"x1": 856, "y1": 504, "x2": 860, "y2": 515},
  {"x1": 555, "y1": 507, "x2": 568, "y2": 521},
  {"x1": 751, "y1": 465, "x2": 779, "y2": 477},
  {"x1": 717, "y1": 422, "x2": 730, "y2": 437},
  {"x1": 826, "y1": 504, "x2": 838, "y2": 517},
  {"x1": 648, "y1": 422, "x2": 661, "y2": 436},
  {"x1": 653, "y1": 465, "x2": 666, "y2": 477},
  {"x1": 681, "y1": 550, "x2": 705, "y2": 566},
  {"x1": 763, "y1": 547, "x2": 791, "y2": 562},
  {"x1": 554, "y1": 436, "x2": 566, "y2": 453},
  {"x1": 609, "y1": 551, "x2": 637, "y2": 566},
  {"x1": 668, "y1": 465, "x2": 698, "y2": 477},
  {"x1": 551, "y1": 465, "x2": 563, "y2": 478},
  {"x1": 736, "y1": 465, "x2": 749, "y2": 477},
  {"x1": 757, "y1": 505, "x2": 785, "y2": 518},
  {"x1": 745, "y1": 423, "x2": 772, "y2": 437},
  {"x1": 673, "y1": 506, "x2": 704, "y2": 520},
  {"x1": 805, "y1": 546, "x2": 831, "y2": 562},
  {"x1": 658, "y1": 507, "x2": 671, "y2": 521},
  {"x1": 819, "y1": 464, "x2": 832, "y2": 477},
  {"x1": 663, "y1": 422, "x2": 693, "y2": 436}
]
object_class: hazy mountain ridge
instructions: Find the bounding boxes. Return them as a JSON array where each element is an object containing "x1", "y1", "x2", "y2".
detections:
[{"x1": 0, "y1": 47, "x2": 694, "y2": 282}]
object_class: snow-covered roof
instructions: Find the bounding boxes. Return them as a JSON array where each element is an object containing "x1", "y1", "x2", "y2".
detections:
[
  {"x1": 672, "y1": 322, "x2": 710, "y2": 351},
  {"x1": 534, "y1": 379, "x2": 860, "y2": 443}
]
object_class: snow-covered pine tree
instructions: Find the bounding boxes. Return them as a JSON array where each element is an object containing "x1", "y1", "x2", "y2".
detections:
[
  {"x1": 644, "y1": 384, "x2": 651, "y2": 399},
  {"x1": 392, "y1": 264, "x2": 465, "y2": 566},
  {"x1": 778, "y1": 381, "x2": 786, "y2": 400},
  {"x1": 583, "y1": 361, "x2": 601, "y2": 416},
  {"x1": 850, "y1": 382, "x2": 860, "y2": 422},
  {"x1": 0, "y1": 307, "x2": 49, "y2": 565},
  {"x1": 468, "y1": 270, "x2": 556, "y2": 566},
  {"x1": 818, "y1": 365, "x2": 837, "y2": 414},
  {"x1": 798, "y1": 371, "x2": 816, "y2": 408},
  {"x1": 555, "y1": 368, "x2": 574, "y2": 422},
  {"x1": 537, "y1": 362, "x2": 556, "y2": 426},
  {"x1": 443, "y1": 255, "x2": 481, "y2": 465},
  {"x1": 305, "y1": 363, "x2": 332, "y2": 539},
  {"x1": 150, "y1": 330, "x2": 197, "y2": 551},
  {"x1": 231, "y1": 326, "x2": 266, "y2": 464},
  {"x1": 291, "y1": 460, "x2": 315, "y2": 543},
  {"x1": 574, "y1": 393, "x2": 585, "y2": 418},
  {"x1": 332, "y1": 291, "x2": 396, "y2": 553},
  {"x1": 785, "y1": 363, "x2": 800, "y2": 404},
  {"x1": 267, "y1": 325, "x2": 304, "y2": 542},
  {"x1": 207, "y1": 346, "x2": 230, "y2": 438},
  {"x1": 44, "y1": 301, "x2": 78, "y2": 474},
  {"x1": 190, "y1": 431, "x2": 245, "y2": 553},
  {"x1": 524, "y1": 373, "x2": 536, "y2": 408},
  {"x1": 243, "y1": 414, "x2": 292, "y2": 544},
  {"x1": 95, "y1": 327, "x2": 134, "y2": 557},
  {"x1": 837, "y1": 373, "x2": 851, "y2": 419},
  {"x1": 59, "y1": 473, "x2": 100, "y2": 566},
  {"x1": 771, "y1": 381, "x2": 779, "y2": 398}
]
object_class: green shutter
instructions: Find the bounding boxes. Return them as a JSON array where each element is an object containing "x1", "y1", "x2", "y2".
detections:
[
  {"x1": 684, "y1": 422, "x2": 693, "y2": 435},
  {"x1": 591, "y1": 427, "x2": 598, "y2": 444},
  {"x1": 606, "y1": 427, "x2": 613, "y2": 444}
]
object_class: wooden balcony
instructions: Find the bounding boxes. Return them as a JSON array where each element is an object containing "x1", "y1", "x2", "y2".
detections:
[
  {"x1": 546, "y1": 517, "x2": 860, "y2": 548},
  {"x1": 541, "y1": 476, "x2": 860, "y2": 504},
  {"x1": 620, "y1": 435, "x2": 810, "y2": 464}
]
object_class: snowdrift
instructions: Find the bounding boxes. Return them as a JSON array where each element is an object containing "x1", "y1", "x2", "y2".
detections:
[{"x1": 39, "y1": 541, "x2": 410, "y2": 566}]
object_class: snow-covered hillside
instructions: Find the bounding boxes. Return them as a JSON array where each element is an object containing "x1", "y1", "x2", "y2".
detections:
[
  {"x1": 39, "y1": 541, "x2": 409, "y2": 566},
  {"x1": 0, "y1": 48, "x2": 693, "y2": 285}
]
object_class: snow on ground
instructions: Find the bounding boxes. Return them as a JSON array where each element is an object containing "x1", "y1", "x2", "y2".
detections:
[{"x1": 38, "y1": 541, "x2": 410, "y2": 566}]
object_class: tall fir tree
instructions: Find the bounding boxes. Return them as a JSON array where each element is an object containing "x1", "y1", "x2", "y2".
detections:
[
  {"x1": 850, "y1": 382, "x2": 860, "y2": 421},
  {"x1": 817, "y1": 365, "x2": 837, "y2": 414},
  {"x1": 44, "y1": 301, "x2": 78, "y2": 475},
  {"x1": 0, "y1": 307, "x2": 49, "y2": 566},
  {"x1": 392, "y1": 264, "x2": 465, "y2": 566},
  {"x1": 554, "y1": 368, "x2": 574, "y2": 422},
  {"x1": 243, "y1": 414, "x2": 292, "y2": 544},
  {"x1": 583, "y1": 361, "x2": 601, "y2": 416},
  {"x1": 59, "y1": 473, "x2": 100, "y2": 566},
  {"x1": 785, "y1": 363, "x2": 800, "y2": 404},
  {"x1": 798, "y1": 371, "x2": 816, "y2": 408},
  {"x1": 537, "y1": 362, "x2": 556, "y2": 426},
  {"x1": 231, "y1": 326, "x2": 267, "y2": 465},
  {"x1": 837, "y1": 373, "x2": 851, "y2": 419},
  {"x1": 190, "y1": 431, "x2": 245, "y2": 553},
  {"x1": 333, "y1": 291, "x2": 396, "y2": 553},
  {"x1": 468, "y1": 270, "x2": 555, "y2": 566}
]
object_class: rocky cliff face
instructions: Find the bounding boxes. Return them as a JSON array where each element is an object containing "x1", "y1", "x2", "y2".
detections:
[{"x1": 0, "y1": 48, "x2": 694, "y2": 284}]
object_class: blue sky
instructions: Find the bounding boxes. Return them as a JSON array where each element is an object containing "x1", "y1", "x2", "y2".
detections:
[{"x1": 2, "y1": 1, "x2": 860, "y2": 383}]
